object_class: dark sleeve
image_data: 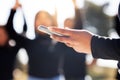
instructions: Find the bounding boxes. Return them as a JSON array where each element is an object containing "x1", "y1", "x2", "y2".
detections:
[
  {"x1": 5, "y1": 9, "x2": 17, "y2": 37},
  {"x1": 6, "y1": 9, "x2": 27, "y2": 38},
  {"x1": 5, "y1": 9, "x2": 27, "y2": 47},
  {"x1": 23, "y1": 15, "x2": 27, "y2": 32},
  {"x1": 114, "y1": 15, "x2": 120, "y2": 36},
  {"x1": 91, "y1": 35, "x2": 120, "y2": 61}
]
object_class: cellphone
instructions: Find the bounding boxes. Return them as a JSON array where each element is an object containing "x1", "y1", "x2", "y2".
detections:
[{"x1": 37, "y1": 25, "x2": 64, "y2": 36}]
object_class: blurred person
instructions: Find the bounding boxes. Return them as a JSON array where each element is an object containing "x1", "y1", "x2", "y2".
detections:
[
  {"x1": 54, "y1": 18, "x2": 86, "y2": 80},
  {"x1": 2, "y1": 2, "x2": 60, "y2": 80},
  {"x1": 0, "y1": 0, "x2": 59, "y2": 80},
  {"x1": 1, "y1": 7, "x2": 60, "y2": 80},
  {"x1": 0, "y1": 0, "x2": 25, "y2": 79},
  {"x1": 25, "y1": 11, "x2": 61, "y2": 80}
]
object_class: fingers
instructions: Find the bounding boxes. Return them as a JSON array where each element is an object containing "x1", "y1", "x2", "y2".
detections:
[
  {"x1": 50, "y1": 34, "x2": 72, "y2": 44},
  {"x1": 65, "y1": 43, "x2": 73, "y2": 47},
  {"x1": 48, "y1": 27, "x2": 73, "y2": 36}
]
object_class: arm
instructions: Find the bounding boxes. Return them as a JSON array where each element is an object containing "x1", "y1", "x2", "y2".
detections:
[
  {"x1": 5, "y1": 9, "x2": 17, "y2": 37},
  {"x1": 49, "y1": 27, "x2": 92, "y2": 54},
  {"x1": 5, "y1": 0, "x2": 21, "y2": 38},
  {"x1": 6, "y1": 0, "x2": 27, "y2": 39},
  {"x1": 91, "y1": 35, "x2": 120, "y2": 61},
  {"x1": 49, "y1": 27, "x2": 120, "y2": 61}
]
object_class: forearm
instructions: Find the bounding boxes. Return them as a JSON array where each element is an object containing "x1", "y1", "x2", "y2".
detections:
[
  {"x1": 91, "y1": 35, "x2": 120, "y2": 61},
  {"x1": 6, "y1": 9, "x2": 16, "y2": 32}
]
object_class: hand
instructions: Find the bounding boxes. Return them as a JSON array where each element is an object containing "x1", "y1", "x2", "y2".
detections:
[
  {"x1": 49, "y1": 27, "x2": 93, "y2": 54},
  {"x1": 13, "y1": 0, "x2": 21, "y2": 10}
]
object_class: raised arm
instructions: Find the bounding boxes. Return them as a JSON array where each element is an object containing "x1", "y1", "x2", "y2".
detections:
[
  {"x1": 5, "y1": 9, "x2": 16, "y2": 36},
  {"x1": 5, "y1": 0, "x2": 21, "y2": 37}
]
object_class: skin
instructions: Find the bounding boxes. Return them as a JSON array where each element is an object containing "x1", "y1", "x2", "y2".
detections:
[
  {"x1": 0, "y1": 28, "x2": 8, "y2": 46},
  {"x1": 35, "y1": 11, "x2": 53, "y2": 34},
  {"x1": 12, "y1": 0, "x2": 21, "y2": 10},
  {"x1": 49, "y1": 27, "x2": 93, "y2": 54},
  {"x1": 64, "y1": 18, "x2": 74, "y2": 29},
  {"x1": 35, "y1": 11, "x2": 53, "y2": 28}
]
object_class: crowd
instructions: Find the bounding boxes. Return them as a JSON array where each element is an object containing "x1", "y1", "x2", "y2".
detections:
[
  {"x1": 0, "y1": 0, "x2": 87, "y2": 80},
  {"x1": 0, "y1": 0, "x2": 120, "y2": 80}
]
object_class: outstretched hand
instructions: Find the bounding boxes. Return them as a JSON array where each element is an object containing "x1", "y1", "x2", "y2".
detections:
[{"x1": 49, "y1": 27, "x2": 93, "y2": 54}]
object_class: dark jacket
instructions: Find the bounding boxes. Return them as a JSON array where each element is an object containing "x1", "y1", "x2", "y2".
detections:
[
  {"x1": 24, "y1": 34, "x2": 60, "y2": 78},
  {"x1": 4, "y1": 9, "x2": 60, "y2": 78},
  {"x1": 0, "y1": 9, "x2": 23, "y2": 80}
]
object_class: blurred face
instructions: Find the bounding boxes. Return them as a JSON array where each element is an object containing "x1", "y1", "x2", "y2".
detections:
[
  {"x1": 64, "y1": 19, "x2": 74, "y2": 29},
  {"x1": 35, "y1": 12, "x2": 53, "y2": 30},
  {"x1": 0, "y1": 28, "x2": 8, "y2": 46}
]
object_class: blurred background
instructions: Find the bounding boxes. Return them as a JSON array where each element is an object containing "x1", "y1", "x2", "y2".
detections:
[{"x1": 0, "y1": 0, "x2": 120, "y2": 80}]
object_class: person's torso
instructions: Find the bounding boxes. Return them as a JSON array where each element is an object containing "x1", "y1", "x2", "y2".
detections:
[
  {"x1": 24, "y1": 35, "x2": 59, "y2": 77},
  {"x1": 0, "y1": 45, "x2": 19, "y2": 79}
]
